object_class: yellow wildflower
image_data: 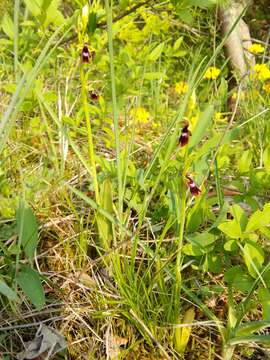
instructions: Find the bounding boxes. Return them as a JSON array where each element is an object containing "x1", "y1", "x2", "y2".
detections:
[
  {"x1": 130, "y1": 107, "x2": 150, "y2": 124},
  {"x1": 231, "y1": 91, "x2": 246, "y2": 100},
  {"x1": 252, "y1": 64, "x2": 270, "y2": 81},
  {"x1": 175, "y1": 81, "x2": 188, "y2": 95},
  {"x1": 188, "y1": 91, "x2": 197, "y2": 112},
  {"x1": 214, "y1": 112, "x2": 228, "y2": 122},
  {"x1": 203, "y1": 66, "x2": 221, "y2": 80},
  {"x1": 263, "y1": 83, "x2": 270, "y2": 93},
  {"x1": 189, "y1": 114, "x2": 199, "y2": 131},
  {"x1": 248, "y1": 43, "x2": 265, "y2": 54}
]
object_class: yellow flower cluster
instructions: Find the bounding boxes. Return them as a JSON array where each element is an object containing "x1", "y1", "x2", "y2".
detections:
[
  {"x1": 189, "y1": 114, "x2": 199, "y2": 131},
  {"x1": 188, "y1": 91, "x2": 197, "y2": 111},
  {"x1": 130, "y1": 107, "x2": 150, "y2": 124},
  {"x1": 175, "y1": 81, "x2": 188, "y2": 94},
  {"x1": 214, "y1": 112, "x2": 228, "y2": 123},
  {"x1": 252, "y1": 64, "x2": 270, "y2": 81},
  {"x1": 263, "y1": 83, "x2": 270, "y2": 93},
  {"x1": 248, "y1": 43, "x2": 265, "y2": 54},
  {"x1": 203, "y1": 66, "x2": 221, "y2": 80},
  {"x1": 231, "y1": 91, "x2": 246, "y2": 100}
]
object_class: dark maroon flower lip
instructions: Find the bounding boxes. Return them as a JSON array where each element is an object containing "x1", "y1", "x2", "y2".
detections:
[
  {"x1": 186, "y1": 175, "x2": 201, "y2": 196},
  {"x1": 81, "y1": 45, "x2": 91, "y2": 63},
  {"x1": 89, "y1": 91, "x2": 99, "y2": 101},
  {"x1": 179, "y1": 124, "x2": 191, "y2": 147}
]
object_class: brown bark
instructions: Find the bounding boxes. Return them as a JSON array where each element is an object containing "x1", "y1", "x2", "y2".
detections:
[{"x1": 219, "y1": 0, "x2": 255, "y2": 79}]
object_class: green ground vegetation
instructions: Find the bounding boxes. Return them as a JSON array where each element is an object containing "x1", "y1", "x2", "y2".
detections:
[{"x1": 0, "y1": 0, "x2": 270, "y2": 359}]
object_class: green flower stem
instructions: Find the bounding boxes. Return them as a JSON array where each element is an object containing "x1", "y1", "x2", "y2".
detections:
[
  {"x1": 105, "y1": 0, "x2": 123, "y2": 217},
  {"x1": 174, "y1": 148, "x2": 188, "y2": 351},
  {"x1": 80, "y1": 65, "x2": 100, "y2": 203},
  {"x1": 222, "y1": 344, "x2": 234, "y2": 360},
  {"x1": 14, "y1": 0, "x2": 20, "y2": 83}
]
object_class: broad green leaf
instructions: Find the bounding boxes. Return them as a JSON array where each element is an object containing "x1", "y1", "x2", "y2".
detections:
[
  {"x1": 187, "y1": 232, "x2": 217, "y2": 247},
  {"x1": 175, "y1": 308, "x2": 195, "y2": 354},
  {"x1": 1, "y1": 13, "x2": 14, "y2": 39},
  {"x1": 224, "y1": 266, "x2": 254, "y2": 293},
  {"x1": 243, "y1": 242, "x2": 264, "y2": 278},
  {"x1": 16, "y1": 266, "x2": 45, "y2": 310},
  {"x1": 177, "y1": 9, "x2": 193, "y2": 24},
  {"x1": 225, "y1": 266, "x2": 244, "y2": 283},
  {"x1": 207, "y1": 253, "x2": 222, "y2": 273},
  {"x1": 189, "y1": 105, "x2": 214, "y2": 149},
  {"x1": 246, "y1": 203, "x2": 270, "y2": 232},
  {"x1": 148, "y1": 43, "x2": 165, "y2": 61},
  {"x1": 258, "y1": 288, "x2": 270, "y2": 321},
  {"x1": 0, "y1": 279, "x2": 19, "y2": 302},
  {"x1": 231, "y1": 204, "x2": 248, "y2": 231},
  {"x1": 238, "y1": 150, "x2": 252, "y2": 174},
  {"x1": 182, "y1": 243, "x2": 204, "y2": 256},
  {"x1": 233, "y1": 273, "x2": 254, "y2": 293},
  {"x1": 173, "y1": 36, "x2": 183, "y2": 50},
  {"x1": 218, "y1": 220, "x2": 242, "y2": 239},
  {"x1": 16, "y1": 201, "x2": 39, "y2": 261},
  {"x1": 224, "y1": 239, "x2": 238, "y2": 252}
]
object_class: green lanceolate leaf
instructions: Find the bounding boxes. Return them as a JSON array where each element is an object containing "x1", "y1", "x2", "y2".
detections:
[
  {"x1": 87, "y1": 12, "x2": 97, "y2": 34},
  {"x1": 16, "y1": 201, "x2": 39, "y2": 261},
  {"x1": 24, "y1": 0, "x2": 42, "y2": 16},
  {"x1": 175, "y1": 307, "x2": 195, "y2": 354},
  {"x1": 246, "y1": 203, "x2": 270, "y2": 233},
  {"x1": 1, "y1": 12, "x2": 14, "y2": 38},
  {"x1": 236, "y1": 321, "x2": 270, "y2": 337},
  {"x1": 258, "y1": 287, "x2": 270, "y2": 321},
  {"x1": 0, "y1": 278, "x2": 19, "y2": 302},
  {"x1": 189, "y1": 105, "x2": 214, "y2": 149},
  {"x1": 148, "y1": 42, "x2": 165, "y2": 61},
  {"x1": 97, "y1": 178, "x2": 113, "y2": 249},
  {"x1": 16, "y1": 266, "x2": 45, "y2": 310},
  {"x1": 243, "y1": 242, "x2": 264, "y2": 278},
  {"x1": 228, "y1": 334, "x2": 270, "y2": 346}
]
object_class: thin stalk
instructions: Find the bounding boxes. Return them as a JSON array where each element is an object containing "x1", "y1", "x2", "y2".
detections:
[
  {"x1": 214, "y1": 158, "x2": 223, "y2": 208},
  {"x1": 80, "y1": 66, "x2": 100, "y2": 203},
  {"x1": 174, "y1": 149, "x2": 188, "y2": 350},
  {"x1": 105, "y1": 0, "x2": 123, "y2": 217},
  {"x1": 14, "y1": 0, "x2": 20, "y2": 83},
  {"x1": 222, "y1": 344, "x2": 234, "y2": 360},
  {"x1": 174, "y1": 191, "x2": 186, "y2": 312}
]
